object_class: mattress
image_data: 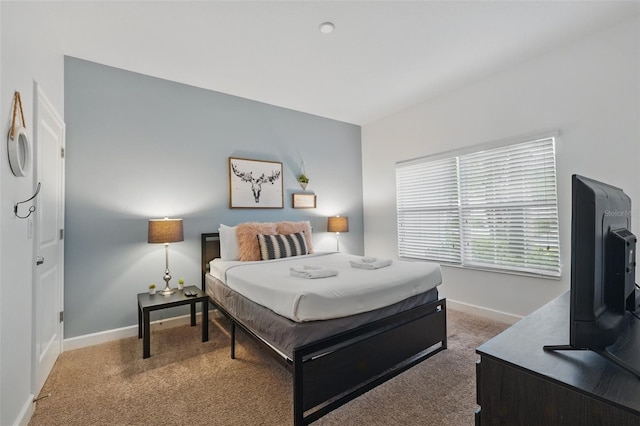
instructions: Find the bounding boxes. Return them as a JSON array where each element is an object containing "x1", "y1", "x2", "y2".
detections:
[
  {"x1": 209, "y1": 252, "x2": 442, "y2": 322},
  {"x1": 205, "y1": 273, "x2": 440, "y2": 359}
]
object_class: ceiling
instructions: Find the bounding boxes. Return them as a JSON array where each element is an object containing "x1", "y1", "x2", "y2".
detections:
[{"x1": 48, "y1": 1, "x2": 640, "y2": 124}]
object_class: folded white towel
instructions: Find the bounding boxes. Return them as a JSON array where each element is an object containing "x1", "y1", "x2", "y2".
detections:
[
  {"x1": 290, "y1": 265, "x2": 339, "y2": 279},
  {"x1": 350, "y1": 258, "x2": 393, "y2": 270}
]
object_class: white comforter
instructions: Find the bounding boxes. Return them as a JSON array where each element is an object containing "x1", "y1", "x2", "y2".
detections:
[{"x1": 209, "y1": 252, "x2": 441, "y2": 322}]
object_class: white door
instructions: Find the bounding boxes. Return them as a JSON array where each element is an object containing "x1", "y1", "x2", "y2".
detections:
[{"x1": 32, "y1": 82, "x2": 65, "y2": 396}]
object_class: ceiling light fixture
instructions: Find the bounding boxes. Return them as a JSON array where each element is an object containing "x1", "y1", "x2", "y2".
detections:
[{"x1": 319, "y1": 22, "x2": 335, "y2": 34}]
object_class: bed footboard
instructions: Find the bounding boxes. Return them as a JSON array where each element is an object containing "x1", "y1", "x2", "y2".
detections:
[
  {"x1": 293, "y1": 298, "x2": 447, "y2": 425},
  {"x1": 201, "y1": 232, "x2": 447, "y2": 425}
]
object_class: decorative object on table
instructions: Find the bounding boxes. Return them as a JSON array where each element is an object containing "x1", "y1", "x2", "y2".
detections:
[
  {"x1": 327, "y1": 215, "x2": 349, "y2": 252},
  {"x1": 292, "y1": 193, "x2": 317, "y2": 209},
  {"x1": 298, "y1": 161, "x2": 309, "y2": 190},
  {"x1": 177, "y1": 277, "x2": 185, "y2": 290},
  {"x1": 229, "y1": 157, "x2": 283, "y2": 209},
  {"x1": 148, "y1": 218, "x2": 184, "y2": 296},
  {"x1": 148, "y1": 284, "x2": 156, "y2": 295},
  {"x1": 7, "y1": 91, "x2": 31, "y2": 177}
]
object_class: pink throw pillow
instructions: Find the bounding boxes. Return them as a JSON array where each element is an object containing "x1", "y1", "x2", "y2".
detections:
[{"x1": 236, "y1": 222, "x2": 277, "y2": 261}]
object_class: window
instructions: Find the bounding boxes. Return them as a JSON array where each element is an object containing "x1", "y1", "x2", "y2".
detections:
[{"x1": 396, "y1": 136, "x2": 560, "y2": 278}]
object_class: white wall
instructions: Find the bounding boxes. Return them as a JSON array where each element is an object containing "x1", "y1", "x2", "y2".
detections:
[
  {"x1": 362, "y1": 17, "x2": 640, "y2": 319},
  {"x1": 0, "y1": 3, "x2": 65, "y2": 425}
]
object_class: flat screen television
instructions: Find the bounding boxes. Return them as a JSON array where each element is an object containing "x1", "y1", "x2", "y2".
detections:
[{"x1": 544, "y1": 174, "x2": 640, "y2": 379}]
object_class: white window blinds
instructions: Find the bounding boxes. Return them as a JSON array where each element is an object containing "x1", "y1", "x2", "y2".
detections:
[
  {"x1": 396, "y1": 157, "x2": 461, "y2": 264},
  {"x1": 396, "y1": 136, "x2": 560, "y2": 278}
]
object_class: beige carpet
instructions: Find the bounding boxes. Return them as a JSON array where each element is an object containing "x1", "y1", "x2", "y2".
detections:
[{"x1": 29, "y1": 309, "x2": 509, "y2": 426}]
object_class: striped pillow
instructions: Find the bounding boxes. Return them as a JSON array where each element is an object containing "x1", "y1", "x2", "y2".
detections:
[{"x1": 257, "y1": 232, "x2": 308, "y2": 260}]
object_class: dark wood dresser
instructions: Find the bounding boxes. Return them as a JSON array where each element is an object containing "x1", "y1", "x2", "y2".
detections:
[{"x1": 476, "y1": 291, "x2": 640, "y2": 426}]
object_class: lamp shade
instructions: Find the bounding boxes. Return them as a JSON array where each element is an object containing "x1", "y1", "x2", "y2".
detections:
[
  {"x1": 148, "y1": 218, "x2": 184, "y2": 244},
  {"x1": 327, "y1": 216, "x2": 349, "y2": 233}
]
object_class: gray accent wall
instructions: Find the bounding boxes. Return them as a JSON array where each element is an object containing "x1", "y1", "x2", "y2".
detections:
[{"x1": 64, "y1": 57, "x2": 362, "y2": 338}]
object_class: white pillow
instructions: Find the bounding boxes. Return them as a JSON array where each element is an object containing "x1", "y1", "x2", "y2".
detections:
[{"x1": 218, "y1": 224, "x2": 240, "y2": 261}]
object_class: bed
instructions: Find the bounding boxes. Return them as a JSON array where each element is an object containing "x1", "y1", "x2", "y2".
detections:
[{"x1": 201, "y1": 228, "x2": 447, "y2": 425}]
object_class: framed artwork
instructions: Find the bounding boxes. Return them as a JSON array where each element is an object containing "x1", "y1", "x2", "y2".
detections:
[
  {"x1": 229, "y1": 157, "x2": 283, "y2": 208},
  {"x1": 292, "y1": 193, "x2": 317, "y2": 209}
]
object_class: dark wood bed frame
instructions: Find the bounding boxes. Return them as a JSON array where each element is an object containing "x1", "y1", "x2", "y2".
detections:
[{"x1": 201, "y1": 232, "x2": 447, "y2": 425}]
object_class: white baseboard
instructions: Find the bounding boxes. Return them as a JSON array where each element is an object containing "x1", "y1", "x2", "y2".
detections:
[
  {"x1": 447, "y1": 299, "x2": 522, "y2": 325},
  {"x1": 63, "y1": 309, "x2": 221, "y2": 351},
  {"x1": 14, "y1": 393, "x2": 34, "y2": 426}
]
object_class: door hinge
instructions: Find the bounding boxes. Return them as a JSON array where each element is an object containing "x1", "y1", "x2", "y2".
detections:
[
  {"x1": 61, "y1": 147, "x2": 65, "y2": 158},
  {"x1": 59, "y1": 311, "x2": 64, "y2": 322},
  {"x1": 60, "y1": 229, "x2": 64, "y2": 240}
]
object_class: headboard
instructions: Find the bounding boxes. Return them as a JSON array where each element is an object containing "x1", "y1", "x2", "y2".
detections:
[{"x1": 201, "y1": 233, "x2": 220, "y2": 290}]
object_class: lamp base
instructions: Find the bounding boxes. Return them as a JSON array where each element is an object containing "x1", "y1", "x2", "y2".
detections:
[
  {"x1": 157, "y1": 286, "x2": 176, "y2": 296},
  {"x1": 159, "y1": 270, "x2": 175, "y2": 296}
]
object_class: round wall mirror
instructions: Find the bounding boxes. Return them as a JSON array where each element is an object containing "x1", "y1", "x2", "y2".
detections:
[{"x1": 8, "y1": 126, "x2": 31, "y2": 177}]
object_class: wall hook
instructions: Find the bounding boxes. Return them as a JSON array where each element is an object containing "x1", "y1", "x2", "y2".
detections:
[{"x1": 14, "y1": 182, "x2": 41, "y2": 219}]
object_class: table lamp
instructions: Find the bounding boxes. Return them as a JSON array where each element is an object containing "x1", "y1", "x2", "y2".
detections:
[
  {"x1": 148, "y1": 218, "x2": 184, "y2": 296},
  {"x1": 327, "y1": 216, "x2": 349, "y2": 252}
]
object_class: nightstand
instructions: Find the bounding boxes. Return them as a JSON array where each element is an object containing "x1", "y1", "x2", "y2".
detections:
[{"x1": 137, "y1": 285, "x2": 209, "y2": 359}]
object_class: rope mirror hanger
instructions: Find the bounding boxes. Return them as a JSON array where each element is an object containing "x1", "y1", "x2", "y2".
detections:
[{"x1": 8, "y1": 91, "x2": 31, "y2": 177}]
